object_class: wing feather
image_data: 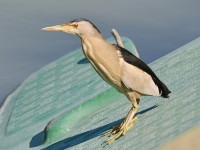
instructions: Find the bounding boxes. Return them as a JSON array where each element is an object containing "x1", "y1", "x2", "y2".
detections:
[
  {"x1": 115, "y1": 45, "x2": 171, "y2": 97},
  {"x1": 121, "y1": 62, "x2": 160, "y2": 96}
]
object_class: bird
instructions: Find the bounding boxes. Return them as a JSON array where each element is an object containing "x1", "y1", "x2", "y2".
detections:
[{"x1": 42, "y1": 18, "x2": 171, "y2": 145}]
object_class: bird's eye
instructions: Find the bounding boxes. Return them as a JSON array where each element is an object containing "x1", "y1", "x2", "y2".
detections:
[{"x1": 72, "y1": 24, "x2": 78, "y2": 28}]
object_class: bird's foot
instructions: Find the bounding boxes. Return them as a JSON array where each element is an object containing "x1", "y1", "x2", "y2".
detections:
[
  {"x1": 101, "y1": 116, "x2": 138, "y2": 145},
  {"x1": 103, "y1": 123, "x2": 133, "y2": 145}
]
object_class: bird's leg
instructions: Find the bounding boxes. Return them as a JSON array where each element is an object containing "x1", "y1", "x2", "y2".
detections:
[{"x1": 102, "y1": 106, "x2": 138, "y2": 145}]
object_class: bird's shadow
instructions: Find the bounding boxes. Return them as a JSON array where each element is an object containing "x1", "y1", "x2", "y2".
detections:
[
  {"x1": 77, "y1": 58, "x2": 89, "y2": 64},
  {"x1": 30, "y1": 105, "x2": 158, "y2": 150}
]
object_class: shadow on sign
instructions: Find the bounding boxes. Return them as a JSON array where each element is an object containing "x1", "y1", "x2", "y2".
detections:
[{"x1": 36, "y1": 105, "x2": 158, "y2": 150}]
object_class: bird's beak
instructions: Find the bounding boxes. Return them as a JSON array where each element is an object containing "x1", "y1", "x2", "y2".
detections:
[{"x1": 41, "y1": 24, "x2": 75, "y2": 32}]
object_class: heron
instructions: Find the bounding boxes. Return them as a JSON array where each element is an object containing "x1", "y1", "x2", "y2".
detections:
[{"x1": 42, "y1": 18, "x2": 171, "y2": 145}]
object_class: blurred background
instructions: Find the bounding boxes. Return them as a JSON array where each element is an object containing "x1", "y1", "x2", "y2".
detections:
[{"x1": 0, "y1": 0, "x2": 200, "y2": 105}]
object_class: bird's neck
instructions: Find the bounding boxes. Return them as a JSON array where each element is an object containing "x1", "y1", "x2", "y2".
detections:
[
  {"x1": 80, "y1": 35, "x2": 104, "y2": 59},
  {"x1": 81, "y1": 34, "x2": 104, "y2": 49},
  {"x1": 81, "y1": 36, "x2": 96, "y2": 54},
  {"x1": 79, "y1": 32, "x2": 104, "y2": 41}
]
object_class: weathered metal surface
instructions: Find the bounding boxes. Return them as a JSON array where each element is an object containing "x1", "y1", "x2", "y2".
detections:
[
  {"x1": 0, "y1": 37, "x2": 200, "y2": 150},
  {"x1": 0, "y1": 37, "x2": 138, "y2": 149}
]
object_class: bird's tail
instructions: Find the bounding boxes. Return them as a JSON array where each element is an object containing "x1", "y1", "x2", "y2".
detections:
[{"x1": 160, "y1": 81, "x2": 171, "y2": 98}]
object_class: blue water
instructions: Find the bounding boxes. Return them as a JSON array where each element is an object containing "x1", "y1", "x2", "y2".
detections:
[{"x1": 0, "y1": 0, "x2": 200, "y2": 105}]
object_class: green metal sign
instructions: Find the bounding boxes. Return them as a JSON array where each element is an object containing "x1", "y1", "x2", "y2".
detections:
[{"x1": 0, "y1": 37, "x2": 200, "y2": 150}]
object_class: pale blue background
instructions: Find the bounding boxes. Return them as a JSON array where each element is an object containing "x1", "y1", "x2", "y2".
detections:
[{"x1": 0, "y1": 0, "x2": 200, "y2": 105}]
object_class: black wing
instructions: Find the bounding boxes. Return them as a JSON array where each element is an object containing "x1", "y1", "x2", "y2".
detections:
[{"x1": 116, "y1": 45, "x2": 171, "y2": 98}]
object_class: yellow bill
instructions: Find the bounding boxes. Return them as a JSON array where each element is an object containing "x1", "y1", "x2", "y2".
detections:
[{"x1": 41, "y1": 24, "x2": 76, "y2": 32}]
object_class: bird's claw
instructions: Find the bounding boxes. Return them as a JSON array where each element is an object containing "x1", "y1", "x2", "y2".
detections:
[
  {"x1": 103, "y1": 130, "x2": 124, "y2": 145},
  {"x1": 101, "y1": 123, "x2": 133, "y2": 145},
  {"x1": 103, "y1": 124, "x2": 134, "y2": 145},
  {"x1": 100, "y1": 116, "x2": 138, "y2": 145},
  {"x1": 99, "y1": 125, "x2": 120, "y2": 139}
]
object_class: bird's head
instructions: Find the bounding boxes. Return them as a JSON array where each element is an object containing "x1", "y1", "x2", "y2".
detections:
[{"x1": 42, "y1": 18, "x2": 102, "y2": 38}]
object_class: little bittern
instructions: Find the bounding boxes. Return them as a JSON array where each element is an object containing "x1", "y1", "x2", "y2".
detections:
[{"x1": 42, "y1": 18, "x2": 171, "y2": 145}]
